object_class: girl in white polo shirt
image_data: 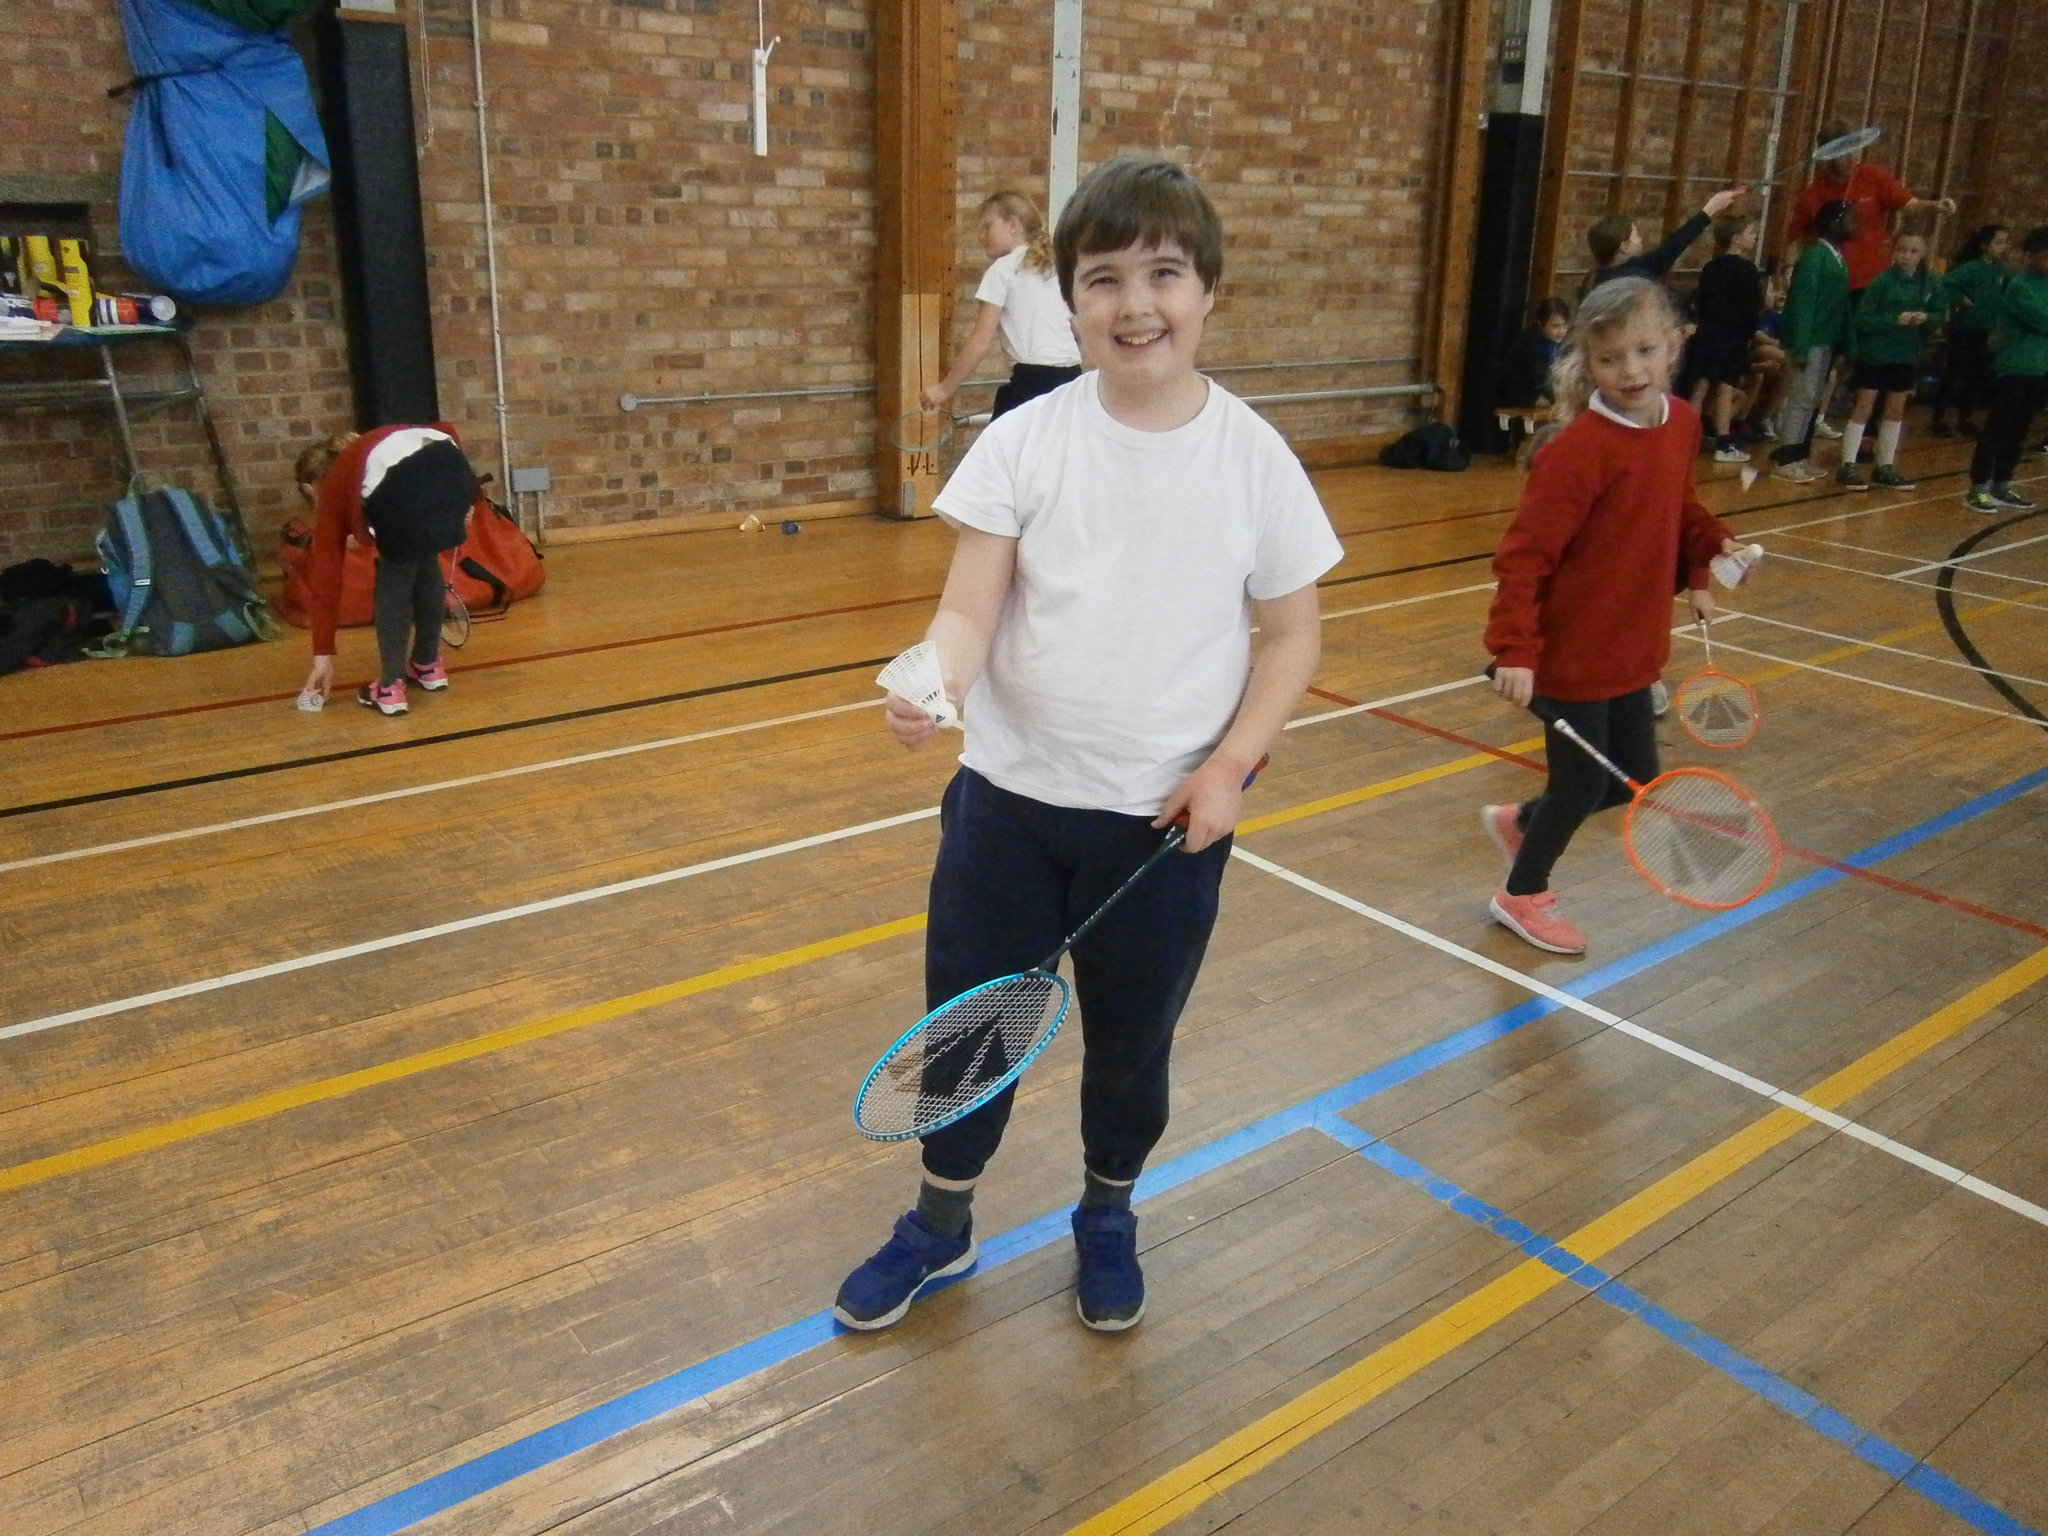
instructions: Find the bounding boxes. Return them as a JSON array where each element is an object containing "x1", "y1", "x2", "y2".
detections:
[{"x1": 922, "y1": 190, "x2": 1084, "y2": 420}]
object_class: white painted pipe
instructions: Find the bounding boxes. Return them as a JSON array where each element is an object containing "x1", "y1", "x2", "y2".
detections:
[{"x1": 469, "y1": 0, "x2": 515, "y2": 522}]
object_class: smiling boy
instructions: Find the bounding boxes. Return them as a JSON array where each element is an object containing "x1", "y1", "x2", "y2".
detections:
[{"x1": 833, "y1": 155, "x2": 1343, "y2": 1333}]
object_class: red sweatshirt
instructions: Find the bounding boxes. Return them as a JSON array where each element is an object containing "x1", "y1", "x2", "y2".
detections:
[
  {"x1": 1485, "y1": 397, "x2": 1731, "y2": 702},
  {"x1": 306, "y1": 422, "x2": 465, "y2": 655}
]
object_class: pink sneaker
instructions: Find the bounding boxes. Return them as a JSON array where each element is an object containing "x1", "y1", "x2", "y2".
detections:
[
  {"x1": 356, "y1": 680, "x2": 408, "y2": 716},
  {"x1": 408, "y1": 658, "x2": 450, "y2": 691},
  {"x1": 1489, "y1": 888, "x2": 1587, "y2": 954},
  {"x1": 1481, "y1": 804, "x2": 1524, "y2": 864}
]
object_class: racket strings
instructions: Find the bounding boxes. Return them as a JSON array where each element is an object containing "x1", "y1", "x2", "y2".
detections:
[
  {"x1": 856, "y1": 971, "x2": 1066, "y2": 1139},
  {"x1": 1675, "y1": 671, "x2": 1757, "y2": 748},
  {"x1": 1627, "y1": 769, "x2": 1779, "y2": 909}
]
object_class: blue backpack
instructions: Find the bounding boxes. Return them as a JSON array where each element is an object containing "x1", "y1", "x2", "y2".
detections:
[{"x1": 96, "y1": 486, "x2": 276, "y2": 656}]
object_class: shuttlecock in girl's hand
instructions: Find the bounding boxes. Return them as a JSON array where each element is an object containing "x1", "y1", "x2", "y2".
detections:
[
  {"x1": 876, "y1": 640, "x2": 959, "y2": 727},
  {"x1": 1711, "y1": 543, "x2": 1765, "y2": 589}
]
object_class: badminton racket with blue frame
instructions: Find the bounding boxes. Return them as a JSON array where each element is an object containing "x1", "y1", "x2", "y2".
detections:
[{"x1": 853, "y1": 755, "x2": 1268, "y2": 1142}]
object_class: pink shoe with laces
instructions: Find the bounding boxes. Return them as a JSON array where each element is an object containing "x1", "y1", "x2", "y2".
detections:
[
  {"x1": 1489, "y1": 888, "x2": 1587, "y2": 954},
  {"x1": 408, "y1": 658, "x2": 450, "y2": 691}
]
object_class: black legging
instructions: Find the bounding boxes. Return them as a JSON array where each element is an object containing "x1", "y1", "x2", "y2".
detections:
[
  {"x1": 1505, "y1": 689, "x2": 1659, "y2": 897},
  {"x1": 1969, "y1": 375, "x2": 2048, "y2": 488},
  {"x1": 372, "y1": 556, "x2": 444, "y2": 685},
  {"x1": 1934, "y1": 328, "x2": 1994, "y2": 424}
]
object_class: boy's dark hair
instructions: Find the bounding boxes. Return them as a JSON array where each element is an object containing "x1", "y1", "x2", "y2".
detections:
[
  {"x1": 1053, "y1": 155, "x2": 1223, "y2": 307},
  {"x1": 1711, "y1": 213, "x2": 1754, "y2": 251},
  {"x1": 1956, "y1": 223, "x2": 2008, "y2": 264},
  {"x1": 1812, "y1": 199, "x2": 1855, "y2": 244},
  {"x1": 1532, "y1": 296, "x2": 1571, "y2": 325},
  {"x1": 2023, "y1": 225, "x2": 2048, "y2": 257},
  {"x1": 1586, "y1": 214, "x2": 1634, "y2": 267}
]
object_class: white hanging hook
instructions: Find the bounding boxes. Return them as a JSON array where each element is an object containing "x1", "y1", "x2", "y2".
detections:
[{"x1": 751, "y1": 0, "x2": 780, "y2": 157}]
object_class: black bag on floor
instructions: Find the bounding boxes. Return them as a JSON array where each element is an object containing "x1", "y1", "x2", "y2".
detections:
[{"x1": 1378, "y1": 423, "x2": 1471, "y2": 472}]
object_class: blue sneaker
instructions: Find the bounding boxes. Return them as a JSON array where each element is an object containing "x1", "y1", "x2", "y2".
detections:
[
  {"x1": 832, "y1": 1212, "x2": 976, "y2": 1330},
  {"x1": 1072, "y1": 1205, "x2": 1145, "y2": 1331}
]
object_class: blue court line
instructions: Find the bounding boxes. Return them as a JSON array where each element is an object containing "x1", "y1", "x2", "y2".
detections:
[
  {"x1": 1312, "y1": 1114, "x2": 2041, "y2": 1536},
  {"x1": 302, "y1": 759, "x2": 2048, "y2": 1536}
]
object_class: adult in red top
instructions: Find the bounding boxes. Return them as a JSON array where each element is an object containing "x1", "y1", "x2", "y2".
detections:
[{"x1": 1786, "y1": 122, "x2": 1955, "y2": 292}]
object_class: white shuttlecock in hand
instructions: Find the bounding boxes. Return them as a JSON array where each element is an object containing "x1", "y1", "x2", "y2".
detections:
[
  {"x1": 876, "y1": 640, "x2": 959, "y2": 727},
  {"x1": 1711, "y1": 542, "x2": 1765, "y2": 589}
]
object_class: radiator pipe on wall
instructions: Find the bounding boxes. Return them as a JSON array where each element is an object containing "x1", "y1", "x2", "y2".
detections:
[{"x1": 470, "y1": 0, "x2": 515, "y2": 514}]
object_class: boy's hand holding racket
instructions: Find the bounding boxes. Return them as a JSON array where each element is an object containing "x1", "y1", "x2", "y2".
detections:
[
  {"x1": 1154, "y1": 752, "x2": 1258, "y2": 853},
  {"x1": 1491, "y1": 664, "x2": 1535, "y2": 708}
]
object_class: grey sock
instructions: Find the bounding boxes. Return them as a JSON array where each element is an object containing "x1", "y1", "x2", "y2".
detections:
[
  {"x1": 915, "y1": 1180, "x2": 973, "y2": 1239},
  {"x1": 1080, "y1": 1169, "x2": 1133, "y2": 1211}
]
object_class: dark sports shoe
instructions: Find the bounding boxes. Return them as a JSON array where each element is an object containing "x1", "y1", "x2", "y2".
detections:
[
  {"x1": 1991, "y1": 486, "x2": 2041, "y2": 511},
  {"x1": 1964, "y1": 490, "x2": 2000, "y2": 514},
  {"x1": 1072, "y1": 1205, "x2": 1145, "y2": 1331},
  {"x1": 1836, "y1": 464, "x2": 1868, "y2": 491},
  {"x1": 832, "y1": 1212, "x2": 976, "y2": 1330},
  {"x1": 1871, "y1": 465, "x2": 1916, "y2": 490}
]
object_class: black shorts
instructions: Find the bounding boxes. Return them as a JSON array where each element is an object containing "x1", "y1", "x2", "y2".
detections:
[
  {"x1": 1691, "y1": 327, "x2": 1754, "y2": 388},
  {"x1": 1851, "y1": 359, "x2": 1916, "y2": 394}
]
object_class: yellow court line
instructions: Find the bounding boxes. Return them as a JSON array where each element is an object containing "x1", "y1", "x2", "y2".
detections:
[
  {"x1": 1236, "y1": 736, "x2": 1543, "y2": 836},
  {"x1": 0, "y1": 916, "x2": 925, "y2": 1196},
  {"x1": 1, "y1": 738, "x2": 1544, "y2": 1195},
  {"x1": 1066, "y1": 943, "x2": 2048, "y2": 1536}
]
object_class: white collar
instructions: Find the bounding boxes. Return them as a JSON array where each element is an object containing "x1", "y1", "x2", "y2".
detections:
[{"x1": 1588, "y1": 391, "x2": 1669, "y2": 429}]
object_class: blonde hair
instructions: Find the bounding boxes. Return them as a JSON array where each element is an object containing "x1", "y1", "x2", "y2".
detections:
[
  {"x1": 980, "y1": 189, "x2": 1054, "y2": 274},
  {"x1": 294, "y1": 431, "x2": 356, "y2": 494},
  {"x1": 1546, "y1": 276, "x2": 1685, "y2": 430}
]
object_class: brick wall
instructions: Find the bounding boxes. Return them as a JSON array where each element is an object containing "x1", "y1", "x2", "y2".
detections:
[
  {"x1": 1974, "y1": 1, "x2": 2048, "y2": 233},
  {"x1": 1, "y1": 0, "x2": 1481, "y2": 566}
]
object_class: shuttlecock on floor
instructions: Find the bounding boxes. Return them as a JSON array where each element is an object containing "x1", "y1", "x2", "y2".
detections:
[
  {"x1": 738, "y1": 513, "x2": 763, "y2": 532},
  {"x1": 1738, "y1": 465, "x2": 1759, "y2": 491},
  {"x1": 876, "y1": 640, "x2": 959, "y2": 727}
]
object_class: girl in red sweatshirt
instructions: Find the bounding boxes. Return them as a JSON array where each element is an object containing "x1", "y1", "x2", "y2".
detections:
[{"x1": 1481, "y1": 277, "x2": 1743, "y2": 954}]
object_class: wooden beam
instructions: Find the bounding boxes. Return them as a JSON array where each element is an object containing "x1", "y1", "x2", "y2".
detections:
[
  {"x1": 1778, "y1": 0, "x2": 1836, "y2": 255},
  {"x1": 871, "y1": 0, "x2": 957, "y2": 520},
  {"x1": 1815, "y1": 0, "x2": 1848, "y2": 128},
  {"x1": 1421, "y1": 0, "x2": 1495, "y2": 426},
  {"x1": 1895, "y1": 0, "x2": 1937, "y2": 185},
  {"x1": 1610, "y1": 3, "x2": 1650, "y2": 211},
  {"x1": 1662, "y1": 0, "x2": 1716, "y2": 233},
  {"x1": 1862, "y1": 0, "x2": 1891, "y2": 127},
  {"x1": 1932, "y1": 0, "x2": 1985, "y2": 230},
  {"x1": 1959, "y1": 0, "x2": 2016, "y2": 227},
  {"x1": 1528, "y1": 0, "x2": 1588, "y2": 305},
  {"x1": 1722, "y1": 0, "x2": 1772, "y2": 187}
]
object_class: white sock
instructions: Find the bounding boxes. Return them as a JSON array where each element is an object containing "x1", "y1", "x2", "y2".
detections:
[
  {"x1": 1877, "y1": 420, "x2": 1902, "y2": 466},
  {"x1": 1841, "y1": 422, "x2": 1866, "y2": 465}
]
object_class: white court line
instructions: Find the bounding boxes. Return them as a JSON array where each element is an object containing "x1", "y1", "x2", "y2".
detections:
[
  {"x1": 1232, "y1": 846, "x2": 2048, "y2": 1230},
  {"x1": 0, "y1": 807, "x2": 942, "y2": 1043},
  {"x1": 1290, "y1": 675, "x2": 1486, "y2": 728},
  {"x1": 2, "y1": 582, "x2": 1493, "y2": 877},
  {"x1": 1760, "y1": 547, "x2": 2048, "y2": 606},
  {"x1": 1773, "y1": 530, "x2": 2048, "y2": 588},
  {"x1": 1700, "y1": 634, "x2": 2048, "y2": 728},
  {"x1": 1745, "y1": 471, "x2": 2047, "y2": 538},
  {"x1": 0, "y1": 701, "x2": 882, "y2": 876},
  {"x1": 1712, "y1": 608, "x2": 2048, "y2": 690},
  {"x1": 1895, "y1": 528, "x2": 2048, "y2": 579},
  {"x1": 0, "y1": 669, "x2": 1498, "y2": 1044}
]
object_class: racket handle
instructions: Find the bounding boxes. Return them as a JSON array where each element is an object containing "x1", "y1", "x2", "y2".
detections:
[{"x1": 1528, "y1": 705, "x2": 1644, "y2": 795}]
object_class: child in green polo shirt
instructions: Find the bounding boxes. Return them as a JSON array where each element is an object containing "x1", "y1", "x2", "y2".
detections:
[
  {"x1": 1839, "y1": 231, "x2": 1944, "y2": 491},
  {"x1": 1931, "y1": 224, "x2": 2011, "y2": 437},
  {"x1": 1769, "y1": 200, "x2": 1855, "y2": 484}
]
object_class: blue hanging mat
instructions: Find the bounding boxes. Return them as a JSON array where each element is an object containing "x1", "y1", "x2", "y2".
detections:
[{"x1": 114, "y1": 0, "x2": 330, "y2": 307}]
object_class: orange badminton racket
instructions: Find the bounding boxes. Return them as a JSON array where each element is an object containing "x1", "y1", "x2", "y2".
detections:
[
  {"x1": 1537, "y1": 704, "x2": 1780, "y2": 910},
  {"x1": 1673, "y1": 620, "x2": 1759, "y2": 749}
]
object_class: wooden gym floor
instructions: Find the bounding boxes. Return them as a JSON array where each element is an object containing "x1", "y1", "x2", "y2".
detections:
[{"x1": 2, "y1": 431, "x2": 2046, "y2": 1536}]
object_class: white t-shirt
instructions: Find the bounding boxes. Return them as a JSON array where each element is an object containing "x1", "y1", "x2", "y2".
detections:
[
  {"x1": 975, "y1": 247, "x2": 1082, "y2": 369},
  {"x1": 933, "y1": 373, "x2": 1343, "y2": 814}
]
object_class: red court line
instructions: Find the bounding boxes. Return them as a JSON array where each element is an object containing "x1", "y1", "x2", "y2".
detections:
[
  {"x1": 1312, "y1": 685, "x2": 2048, "y2": 943},
  {"x1": 0, "y1": 591, "x2": 938, "y2": 743}
]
